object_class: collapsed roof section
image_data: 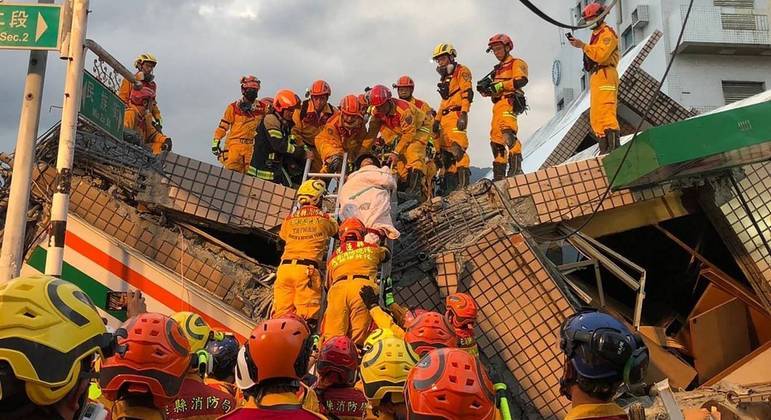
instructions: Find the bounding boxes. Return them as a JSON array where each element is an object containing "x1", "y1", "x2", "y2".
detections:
[{"x1": 522, "y1": 31, "x2": 696, "y2": 172}]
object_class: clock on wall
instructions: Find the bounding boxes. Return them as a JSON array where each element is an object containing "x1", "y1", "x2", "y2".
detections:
[{"x1": 552, "y1": 60, "x2": 562, "y2": 86}]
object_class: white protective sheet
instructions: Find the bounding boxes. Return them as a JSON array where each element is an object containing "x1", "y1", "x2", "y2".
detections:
[{"x1": 338, "y1": 165, "x2": 400, "y2": 239}]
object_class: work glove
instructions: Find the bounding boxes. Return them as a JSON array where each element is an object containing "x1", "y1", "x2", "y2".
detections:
[
  {"x1": 380, "y1": 276, "x2": 395, "y2": 307},
  {"x1": 211, "y1": 138, "x2": 221, "y2": 157},
  {"x1": 456, "y1": 111, "x2": 468, "y2": 131},
  {"x1": 359, "y1": 285, "x2": 379, "y2": 310},
  {"x1": 432, "y1": 120, "x2": 441, "y2": 135},
  {"x1": 492, "y1": 81, "x2": 504, "y2": 94}
]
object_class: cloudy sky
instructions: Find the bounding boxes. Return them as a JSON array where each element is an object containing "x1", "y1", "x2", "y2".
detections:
[{"x1": 1, "y1": 0, "x2": 568, "y2": 168}]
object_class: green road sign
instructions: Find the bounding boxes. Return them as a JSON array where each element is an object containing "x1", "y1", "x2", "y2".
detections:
[
  {"x1": 0, "y1": 3, "x2": 62, "y2": 50},
  {"x1": 80, "y1": 71, "x2": 125, "y2": 141}
]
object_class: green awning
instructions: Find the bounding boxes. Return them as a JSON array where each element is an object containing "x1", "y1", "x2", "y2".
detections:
[{"x1": 603, "y1": 100, "x2": 771, "y2": 189}]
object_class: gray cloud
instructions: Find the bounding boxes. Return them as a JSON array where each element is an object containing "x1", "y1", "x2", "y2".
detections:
[{"x1": 0, "y1": 0, "x2": 564, "y2": 167}]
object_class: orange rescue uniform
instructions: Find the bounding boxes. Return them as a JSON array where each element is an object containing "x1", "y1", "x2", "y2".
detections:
[
  {"x1": 563, "y1": 402, "x2": 629, "y2": 420},
  {"x1": 315, "y1": 113, "x2": 369, "y2": 171},
  {"x1": 162, "y1": 373, "x2": 236, "y2": 420},
  {"x1": 489, "y1": 55, "x2": 528, "y2": 161},
  {"x1": 274, "y1": 205, "x2": 338, "y2": 320},
  {"x1": 435, "y1": 64, "x2": 473, "y2": 174},
  {"x1": 292, "y1": 100, "x2": 336, "y2": 172},
  {"x1": 118, "y1": 74, "x2": 170, "y2": 155},
  {"x1": 368, "y1": 99, "x2": 430, "y2": 181},
  {"x1": 584, "y1": 22, "x2": 620, "y2": 137},
  {"x1": 213, "y1": 100, "x2": 266, "y2": 173},
  {"x1": 321, "y1": 240, "x2": 388, "y2": 346},
  {"x1": 219, "y1": 392, "x2": 326, "y2": 419}
]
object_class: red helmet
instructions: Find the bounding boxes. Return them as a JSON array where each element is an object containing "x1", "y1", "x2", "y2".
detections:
[
  {"x1": 403, "y1": 308, "x2": 428, "y2": 325},
  {"x1": 259, "y1": 97, "x2": 273, "y2": 111},
  {"x1": 309, "y1": 80, "x2": 332, "y2": 97},
  {"x1": 273, "y1": 89, "x2": 301, "y2": 113},
  {"x1": 99, "y1": 313, "x2": 191, "y2": 407},
  {"x1": 445, "y1": 292, "x2": 478, "y2": 330},
  {"x1": 405, "y1": 348, "x2": 496, "y2": 419},
  {"x1": 317, "y1": 336, "x2": 359, "y2": 386},
  {"x1": 487, "y1": 33, "x2": 514, "y2": 52},
  {"x1": 339, "y1": 217, "x2": 366, "y2": 242},
  {"x1": 392, "y1": 75, "x2": 415, "y2": 89},
  {"x1": 582, "y1": 2, "x2": 605, "y2": 20},
  {"x1": 240, "y1": 75, "x2": 260, "y2": 90},
  {"x1": 339, "y1": 94, "x2": 363, "y2": 117},
  {"x1": 368, "y1": 84, "x2": 392, "y2": 107},
  {"x1": 404, "y1": 311, "x2": 458, "y2": 356},
  {"x1": 245, "y1": 318, "x2": 311, "y2": 384}
]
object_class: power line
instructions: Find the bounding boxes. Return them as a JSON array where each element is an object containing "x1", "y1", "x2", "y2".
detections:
[
  {"x1": 522, "y1": 0, "x2": 697, "y2": 243},
  {"x1": 516, "y1": 0, "x2": 619, "y2": 30}
]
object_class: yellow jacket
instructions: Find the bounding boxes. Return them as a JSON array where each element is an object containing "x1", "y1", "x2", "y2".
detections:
[
  {"x1": 368, "y1": 99, "x2": 428, "y2": 156},
  {"x1": 436, "y1": 63, "x2": 473, "y2": 119},
  {"x1": 292, "y1": 100, "x2": 336, "y2": 148},
  {"x1": 584, "y1": 23, "x2": 619, "y2": 68},
  {"x1": 279, "y1": 205, "x2": 338, "y2": 263},
  {"x1": 213, "y1": 101, "x2": 266, "y2": 142},
  {"x1": 492, "y1": 55, "x2": 528, "y2": 98},
  {"x1": 118, "y1": 73, "x2": 161, "y2": 121},
  {"x1": 563, "y1": 402, "x2": 628, "y2": 420},
  {"x1": 314, "y1": 113, "x2": 368, "y2": 163},
  {"x1": 327, "y1": 240, "x2": 388, "y2": 283}
]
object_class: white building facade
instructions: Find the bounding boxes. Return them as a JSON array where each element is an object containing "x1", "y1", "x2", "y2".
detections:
[{"x1": 551, "y1": 0, "x2": 771, "y2": 114}]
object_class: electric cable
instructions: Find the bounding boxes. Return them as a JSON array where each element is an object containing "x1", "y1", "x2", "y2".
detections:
[
  {"x1": 516, "y1": 0, "x2": 618, "y2": 30},
  {"x1": 520, "y1": 0, "x2": 696, "y2": 242}
]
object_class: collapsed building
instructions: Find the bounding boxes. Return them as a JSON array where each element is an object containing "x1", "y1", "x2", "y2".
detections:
[{"x1": 0, "y1": 31, "x2": 769, "y2": 420}]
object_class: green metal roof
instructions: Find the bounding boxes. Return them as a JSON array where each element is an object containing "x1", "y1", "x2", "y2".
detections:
[{"x1": 603, "y1": 100, "x2": 771, "y2": 189}]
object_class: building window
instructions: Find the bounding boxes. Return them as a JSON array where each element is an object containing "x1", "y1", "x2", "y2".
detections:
[
  {"x1": 721, "y1": 13, "x2": 758, "y2": 30},
  {"x1": 714, "y1": 0, "x2": 754, "y2": 8},
  {"x1": 621, "y1": 26, "x2": 635, "y2": 52},
  {"x1": 722, "y1": 81, "x2": 765, "y2": 104},
  {"x1": 580, "y1": 74, "x2": 587, "y2": 92},
  {"x1": 557, "y1": 99, "x2": 565, "y2": 111}
]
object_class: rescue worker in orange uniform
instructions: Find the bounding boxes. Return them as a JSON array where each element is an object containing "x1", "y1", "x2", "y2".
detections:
[
  {"x1": 293, "y1": 80, "x2": 337, "y2": 173},
  {"x1": 99, "y1": 312, "x2": 192, "y2": 420},
  {"x1": 274, "y1": 179, "x2": 338, "y2": 324},
  {"x1": 163, "y1": 312, "x2": 236, "y2": 419},
  {"x1": 320, "y1": 217, "x2": 389, "y2": 346},
  {"x1": 221, "y1": 318, "x2": 326, "y2": 419},
  {"x1": 479, "y1": 33, "x2": 529, "y2": 179},
  {"x1": 569, "y1": 2, "x2": 621, "y2": 154},
  {"x1": 212, "y1": 76, "x2": 265, "y2": 173},
  {"x1": 118, "y1": 53, "x2": 171, "y2": 155},
  {"x1": 432, "y1": 43, "x2": 473, "y2": 193},
  {"x1": 366, "y1": 84, "x2": 430, "y2": 203},
  {"x1": 314, "y1": 336, "x2": 368, "y2": 419},
  {"x1": 559, "y1": 310, "x2": 649, "y2": 420},
  {"x1": 315, "y1": 94, "x2": 370, "y2": 173},
  {"x1": 393, "y1": 75, "x2": 437, "y2": 201},
  {"x1": 445, "y1": 292, "x2": 480, "y2": 357},
  {"x1": 250, "y1": 90, "x2": 309, "y2": 186},
  {"x1": 405, "y1": 348, "x2": 498, "y2": 419}
]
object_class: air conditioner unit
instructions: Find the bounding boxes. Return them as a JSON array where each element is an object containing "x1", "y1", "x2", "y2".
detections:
[{"x1": 631, "y1": 5, "x2": 649, "y2": 29}]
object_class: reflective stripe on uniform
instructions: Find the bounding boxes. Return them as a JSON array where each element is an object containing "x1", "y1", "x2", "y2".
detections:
[
  {"x1": 268, "y1": 129, "x2": 283, "y2": 138},
  {"x1": 598, "y1": 86, "x2": 617, "y2": 91}
]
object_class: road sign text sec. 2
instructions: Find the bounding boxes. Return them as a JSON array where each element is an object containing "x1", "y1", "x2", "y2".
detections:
[{"x1": 0, "y1": 3, "x2": 62, "y2": 50}]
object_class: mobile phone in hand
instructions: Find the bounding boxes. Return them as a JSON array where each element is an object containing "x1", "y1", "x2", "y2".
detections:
[
  {"x1": 106, "y1": 291, "x2": 129, "y2": 311},
  {"x1": 566, "y1": 33, "x2": 575, "y2": 40}
]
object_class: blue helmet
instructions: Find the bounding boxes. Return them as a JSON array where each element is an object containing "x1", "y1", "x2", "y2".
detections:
[
  {"x1": 205, "y1": 334, "x2": 240, "y2": 380},
  {"x1": 560, "y1": 310, "x2": 648, "y2": 383}
]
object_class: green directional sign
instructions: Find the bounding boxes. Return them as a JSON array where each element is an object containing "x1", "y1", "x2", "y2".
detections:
[
  {"x1": 0, "y1": 3, "x2": 62, "y2": 50},
  {"x1": 80, "y1": 71, "x2": 125, "y2": 141}
]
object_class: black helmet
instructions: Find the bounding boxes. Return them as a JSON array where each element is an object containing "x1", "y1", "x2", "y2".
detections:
[
  {"x1": 355, "y1": 153, "x2": 381, "y2": 169},
  {"x1": 205, "y1": 334, "x2": 240, "y2": 380}
]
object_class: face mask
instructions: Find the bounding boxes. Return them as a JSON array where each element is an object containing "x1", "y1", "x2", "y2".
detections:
[{"x1": 243, "y1": 89, "x2": 259, "y2": 102}]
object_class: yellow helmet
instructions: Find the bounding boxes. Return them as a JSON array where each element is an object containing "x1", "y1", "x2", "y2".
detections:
[
  {"x1": 432, "y1": 43, "x2": 457, "y2": 60},
  {"x1": 0, "y1": 275, "x2": 114, "y2": 405},
  {"x1": 297, "y1": 179, "x2": 326, "y2": 206},
  {"x1": 359, "y1": 336, "x2": 419, "y2": 406},
  {"x1": 171, "y1": 311, "x2": 211, "y2": 352},
  {"x1": 362, "y1": 328, "x2": 395, "y2": 353},
  {"x1": 134, "y1": 52, "x2": 158, "y2": 68}
]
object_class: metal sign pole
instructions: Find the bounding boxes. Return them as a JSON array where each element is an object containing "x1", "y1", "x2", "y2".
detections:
[
  {"x1": 0, "y1": 0, "x2": 55, "y2": 282},
  {"x1": 44, "y1": 0, "x2": 88, "y2": 276}
]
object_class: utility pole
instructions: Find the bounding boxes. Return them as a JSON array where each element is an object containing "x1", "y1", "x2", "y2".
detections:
[
  {"x1": 45, "y1": 0, "x2": 89, "y2": 276},
  {"x1": 0, "y1": 0, "x2": 54, "y2": 282}
]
